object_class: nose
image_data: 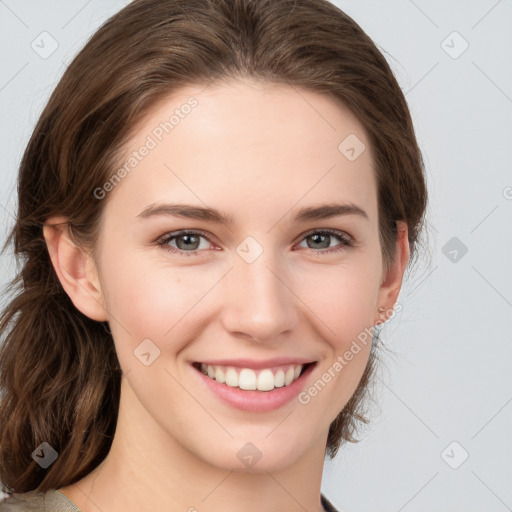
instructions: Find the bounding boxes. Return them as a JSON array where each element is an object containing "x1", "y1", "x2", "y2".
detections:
[{"x1": 220, "y1": 251, "x2": 298, "y2": 344}]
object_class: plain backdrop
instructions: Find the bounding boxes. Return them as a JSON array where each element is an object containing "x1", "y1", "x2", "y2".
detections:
[{"x1": 0, "y1": 1, "x2": 511, "y2": 511}]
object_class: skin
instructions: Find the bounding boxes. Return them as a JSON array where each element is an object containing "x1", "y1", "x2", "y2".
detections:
[{"x1": 44, "y1": 78, "x2": 409, "y2": 512}]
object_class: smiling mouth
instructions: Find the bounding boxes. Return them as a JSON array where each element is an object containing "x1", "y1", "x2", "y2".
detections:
[{"x1": 192, "y1": 362, "x2": 315, "y2": 392}]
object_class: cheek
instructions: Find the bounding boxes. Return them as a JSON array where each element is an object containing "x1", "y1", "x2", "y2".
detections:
[
  {"x1": 291, "y1": 257, "x2": 381, "y2": 346},
  {"x1": 99, "y1": 250, "x2": 218, "y2": 344},
  {"x1": 102, "y1": 263, "x2": 169, "y2": 330}
]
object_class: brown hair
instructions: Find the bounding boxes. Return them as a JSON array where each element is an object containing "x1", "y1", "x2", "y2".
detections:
[{"x1": 0, "y1": 0, "x2": 427, "y2": 494}]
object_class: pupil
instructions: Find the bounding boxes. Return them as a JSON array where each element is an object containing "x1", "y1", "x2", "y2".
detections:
[
  {"x1": 310, "y1": 233, "x2": 328, "y2": 249},
  {"x1": 178, "y1": 234, "x2": 198, "y2": 250}
]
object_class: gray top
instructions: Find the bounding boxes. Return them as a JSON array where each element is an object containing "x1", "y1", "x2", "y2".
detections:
[
  {"x1": 0, "y1": 490, "x2": 80, "y2": 511},
  {"x1": 0, "y1": 489, "x2": 339, "y2": 511}
]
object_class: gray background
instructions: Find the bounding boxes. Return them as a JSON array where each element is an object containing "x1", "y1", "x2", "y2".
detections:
[{"x1": 0, "y1": 1, "x2": 511, "y2": 511}]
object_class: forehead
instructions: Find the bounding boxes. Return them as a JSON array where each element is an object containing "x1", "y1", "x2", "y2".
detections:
[{"x1": 103, "y1": 79, "x2": 378, "y2": 226}]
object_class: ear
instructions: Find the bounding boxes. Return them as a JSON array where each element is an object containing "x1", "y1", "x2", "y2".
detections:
[
  {"x1": 375, "y1": 220, "x2": 410, "y2": 324},
  {"x1": 43, "y1": 216, "x2": 108, "y2": 322}
]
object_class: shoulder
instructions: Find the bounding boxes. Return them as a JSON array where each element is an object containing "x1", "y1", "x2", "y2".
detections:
[
  {"x1": 0, "y1": 489, "x2": 81, "y2": 511},
  {"x1": 0, "y1": 490, "x2": 44, "y2": 511}
]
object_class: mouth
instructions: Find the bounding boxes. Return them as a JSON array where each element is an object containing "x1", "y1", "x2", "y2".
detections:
[
  {"x1": 192, "y1": 359, "x2": 317, "y2": 412},
  {"x1": 192, "y1": 361, "x2": 316, "y2": 392}
]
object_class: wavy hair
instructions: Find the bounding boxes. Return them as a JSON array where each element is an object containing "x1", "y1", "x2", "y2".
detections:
[{"x1": 0, "y1": 0, "x2": 427, "y2": 494}]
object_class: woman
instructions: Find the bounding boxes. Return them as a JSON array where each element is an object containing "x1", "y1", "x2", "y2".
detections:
[{"x1": 0, "y1": 0, "x2": 427, "y2": 510}]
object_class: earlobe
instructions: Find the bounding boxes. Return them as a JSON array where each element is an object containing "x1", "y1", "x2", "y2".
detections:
[
  {"x1": 43, "y1": 217, "x2": 109, "y2": 322},
  {"x1": 375, "y1": 221, "x2": 410, "y2": 324}
]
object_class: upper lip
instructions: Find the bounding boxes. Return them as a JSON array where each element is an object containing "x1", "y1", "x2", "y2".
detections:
[{"x1": 194, "y1": 357, "x2": 316, "y2": 369}]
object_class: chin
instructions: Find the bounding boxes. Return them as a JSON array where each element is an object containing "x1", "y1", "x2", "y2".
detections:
[{"x1": 192, "y1": 430, "x2": 318, "y2": 474}]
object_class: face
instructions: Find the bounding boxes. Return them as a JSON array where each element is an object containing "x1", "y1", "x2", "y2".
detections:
[{"x1": 88, "y1": 79, "x2": 394, "y2": 472}]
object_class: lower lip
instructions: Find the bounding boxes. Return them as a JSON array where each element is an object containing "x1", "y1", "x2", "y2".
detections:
[{"x1": 194, "y1": 363, "x2": 316, "y2": 412}]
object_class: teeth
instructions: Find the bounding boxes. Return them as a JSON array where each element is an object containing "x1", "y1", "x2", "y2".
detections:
[
  {"x1": 284, "y1": 367, "x2": 295, "y2": 386},
  {"x1": 239, "y1": 369, "x2": 257, "y2": 390},
  {"x1": 225, "y1": 367, "x2": 238, "y2": 387},
  {"x1": 257, "y1": 369, "x2": 274, "y2": 391},
  {"x1": 274, "y1": 370, "x2": 285, "y2": 388},
  {"x1": 199, "y1": 363, "x2": 304, "y2": 391},
  {"x1": 214, "y1": 367, "x2": 225, "y2": 384}
]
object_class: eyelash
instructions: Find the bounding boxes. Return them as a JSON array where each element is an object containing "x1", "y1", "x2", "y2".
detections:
[{"x1": 156, "y1": 228, "x2": 354, "y2": 257}]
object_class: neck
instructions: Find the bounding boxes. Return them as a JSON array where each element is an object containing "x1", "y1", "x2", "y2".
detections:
[{"x1": 60, "y1": 377, "x2": 329, "y2": 512}]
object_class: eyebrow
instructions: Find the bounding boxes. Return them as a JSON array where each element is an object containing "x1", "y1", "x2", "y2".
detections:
[{"x1": 137, "y1": 201, "x2": 369, "y2": 224}]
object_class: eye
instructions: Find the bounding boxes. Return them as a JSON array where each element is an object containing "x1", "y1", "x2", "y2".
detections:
[
  {"x1": 156, "y1": 228, "x2": 354, "y2": 256},
  {"x1": 157, "y1": 230, "x2": 213, "y2": 256},
  {"x1": 297, "y1": 229, "x2": 353, "y2": 254}
]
